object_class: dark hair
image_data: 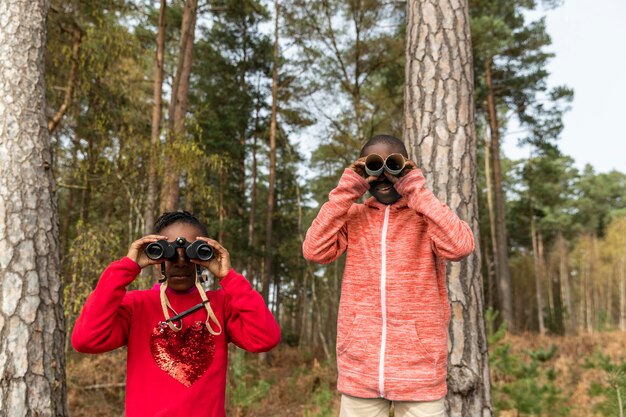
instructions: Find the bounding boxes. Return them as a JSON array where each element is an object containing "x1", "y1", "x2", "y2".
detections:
[
  {"x1": 360, "y1": 134, "x2": 408, "y2": 158},
  {"x1": 153, "y1": 211, "x2": 209, "y2": 236}
]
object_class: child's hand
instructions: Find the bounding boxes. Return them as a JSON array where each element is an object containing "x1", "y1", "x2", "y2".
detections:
[
  {"x1": 126, "y1": 235, "x2": 168, "y2": 269},
  {"x1": 383, "y1": 160, "x2": 419, "y2": 184},
  {"x1": 191, "y1": 237, "x2": 232, "y2": 279},
  {"x1": 348, "y1": 157, "x2": 380, "y2": 183}
]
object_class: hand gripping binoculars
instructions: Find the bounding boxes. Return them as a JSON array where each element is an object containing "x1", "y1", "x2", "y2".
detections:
[
  {"x1": 364, "y1": 153, "x2": 406, "y2": 177},
  {"x1": 145, "y1": 237, "x2": 214, "y2": 261}
]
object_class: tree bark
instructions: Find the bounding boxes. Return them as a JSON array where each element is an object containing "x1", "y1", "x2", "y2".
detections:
[
  {"x1": 145, "y1": 0, "x2": 167, "y2": 232},
  {"x1": 484, "y1": 58, "x2": 513, "y2": 329},
  {"x1": 160, "y1": 0, "x2": 198, "y2": 212},
  {"x1": 261, "y1": 0, "x2": 280, "y2": 304},
  {"x1": 403, "y1": 1, "x2": 492, "y2": 415},
  {"x1": 0, "y1": 0, "x2": 68, "y2": 414}
]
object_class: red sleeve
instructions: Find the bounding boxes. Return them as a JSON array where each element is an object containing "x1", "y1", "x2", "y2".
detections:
[
  {"x1": 395, "y1": 169, "x2": 475, "y2": 261},
  {"x1": 220, "y1": 270, "x2": 281, "y2": 352},
  {"x1": 71, "y1": 257, "x2": 140, "y2": 353},
  {"x1": 302, "y1": 169, "x2": 369, "y2": 264}
]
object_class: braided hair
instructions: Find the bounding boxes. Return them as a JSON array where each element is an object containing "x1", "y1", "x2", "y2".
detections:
[
  {"x1": 360, "y1": 134, "x2": 408, "y2": 158},
  {"x1": 153, "y1": 211, "x2": 209, "y2": 236}
]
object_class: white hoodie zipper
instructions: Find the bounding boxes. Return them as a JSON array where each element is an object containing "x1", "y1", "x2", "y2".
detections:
[{"x1": 378, "y1": 205, "x2": 390, "y2": 397}]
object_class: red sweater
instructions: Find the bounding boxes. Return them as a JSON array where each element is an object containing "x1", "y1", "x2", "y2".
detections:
[
  {"x1": 72, "y1": 257, "x2": 280, "y2": 417},
  {"x1": 303, "y1": 168, "x2": 474, "y2": 401}
]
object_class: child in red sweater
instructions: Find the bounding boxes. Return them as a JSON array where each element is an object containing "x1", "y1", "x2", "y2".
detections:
[
  {"x1": 72, "y1": 211, "x2": 280, "y2": 417},
  {"x1": 303, "y1": 135, "x2": 474, "y2": 417}
]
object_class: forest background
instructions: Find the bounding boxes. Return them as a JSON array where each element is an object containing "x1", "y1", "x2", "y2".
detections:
[{"x1": 3, "y1": 0, "x2": 626, "y2": 416}]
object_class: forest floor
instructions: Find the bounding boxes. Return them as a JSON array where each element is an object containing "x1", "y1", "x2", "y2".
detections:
[{"x1": 66, "y1": 331, "x2": 626, "y2": 416}]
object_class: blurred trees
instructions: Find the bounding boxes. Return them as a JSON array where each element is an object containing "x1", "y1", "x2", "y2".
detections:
[{"x1": 41, "y1": 0, "x2": 626, "y2": 382}]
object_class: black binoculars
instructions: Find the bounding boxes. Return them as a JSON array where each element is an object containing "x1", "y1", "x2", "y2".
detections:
[{"x1": 145, "y1": 237, "x2": 214, "y2": 261}]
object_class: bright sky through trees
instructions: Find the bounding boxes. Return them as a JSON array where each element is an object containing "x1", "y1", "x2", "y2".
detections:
[{"x1": 504, "y1": 0, "x2": 626, "y2": 173}]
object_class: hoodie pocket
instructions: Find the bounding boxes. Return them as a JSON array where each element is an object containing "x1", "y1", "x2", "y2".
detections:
[
  {"x1": 337, "y1": 315, "x2": 381, "y2": 377},
  {"x1": 385, "y1": 318, "x2": 447, "y2": 381}
]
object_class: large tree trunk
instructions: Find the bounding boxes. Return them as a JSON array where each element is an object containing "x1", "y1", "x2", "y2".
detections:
[
  {"x1": 403, "y1": 1, "x2": 492, "y2": 416},
  {"x1": 0, "y1": 1, "x2": 68, "y2": 414},
  {"x1": 484, "y1": 58, "x2": 513, "y2": 329},
  {"x1": 160, "y1": 0, "x2": 198, "y2": 212},
  {"x1": 145, "y1": 0, "x2": 167, "y2": 232},
  {"x1": 261, "y1": 0, "x2": 280, "y2": 304}
]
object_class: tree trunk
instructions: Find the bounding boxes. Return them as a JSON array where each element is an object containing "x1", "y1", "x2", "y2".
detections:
[
  {"x1": 160, "y1": 0, "x2": 198, "y2": 212},
  {"x1": 145, "y1": 0, "x2": 167, "y2": 232},
  {"x1": 48, "y1": 27, "x2": 81, "y2": 134},
  {"x1": 558, "y1": 231, "x2": 573, "y2": 333},
  {"x1": 403, "y1": 1, "x2": 492, "y2": 415},
  {"x1": 618, "y1": 256, "x2": 626, "y2": 332},
  {"x1": 246, "y1": 96, "x2": 260, "y2": 279},
  {"x1": 483, "y1": 128, "x2": 497, "y2": 311},
  {"x1": 530, "y1": 208, "x2": 546, "y2": 334},
  {"x1": 484, "y1": 58, "x2": 513, "y2": 329},
  {"x1": 261, "y1": 0, "x2": 279, "y2": 304},
  {"x1": 0, "y1": 1, "x2": 68, "y2": 414}
]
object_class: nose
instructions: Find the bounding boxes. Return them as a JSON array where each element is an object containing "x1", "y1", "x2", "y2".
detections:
[{"x1": 173, "y1": 247, "x2": 188, "y2": 265}]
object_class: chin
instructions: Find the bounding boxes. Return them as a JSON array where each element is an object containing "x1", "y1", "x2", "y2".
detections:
[{"x1": 374, "y1": 196, "x2": 399, "y2": 205}]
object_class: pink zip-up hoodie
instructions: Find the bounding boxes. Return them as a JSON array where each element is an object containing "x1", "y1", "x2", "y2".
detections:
[{"x1": 303, "y1": 168, "x2": 474, "y2": 401}]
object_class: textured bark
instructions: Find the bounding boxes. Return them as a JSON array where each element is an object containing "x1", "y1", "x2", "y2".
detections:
[
  {"x1": 145, "y1": 0, "x2": 167, "y2": 233},
  {"x1": 261, "y1": 0, "x2": 279, "y2": 304},
  {"x1": 0, "y1": 1, "x2": 68, "y2": 415},
  {"x1": 160, "y1": 0, "x2": 198, "y2": 212},
  {"x1": 484, "y1": 59, "x2": 513, "y2": 328},
  {"x1": 403, "y1": 1, "x2": 492, "y2": 416}
]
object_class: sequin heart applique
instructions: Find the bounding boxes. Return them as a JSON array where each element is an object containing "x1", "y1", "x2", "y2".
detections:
[{"x1": 150, "y1": 321, "x2": 216, "y2": 387}]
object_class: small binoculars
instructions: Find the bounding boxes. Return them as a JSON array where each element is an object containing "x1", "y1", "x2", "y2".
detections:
[
  {"x1": 145, "y1": 237, "x2": 214, "y2": 261},
  {"x1": 364, "y1": 153, "x2": 406, "y2": 177}
]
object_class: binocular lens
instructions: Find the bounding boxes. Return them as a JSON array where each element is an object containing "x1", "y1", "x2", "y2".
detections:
[
  {"x1": 385, "y1": 153, "x2": 406, "y2": 175},
  {"x1": 195, "y1": 244, "x2": 214, "y2": 261},
  {"x1": 190, "y1": 243, "x2": 213, "y2": 261},
  {"x1": 365, "y1": 154, "x2": 385, "y2": 177},
  {"x1": 146, "y1": 241, "x2": 166, "y2": 260}
]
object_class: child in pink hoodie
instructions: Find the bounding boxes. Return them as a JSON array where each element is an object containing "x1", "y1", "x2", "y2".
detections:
[
  {"x1": 72, "y1": 211, "x2": 280, "y2": 417},
  {"x1": 303, "y1": 135, "x2": 474, "y2": 417}
]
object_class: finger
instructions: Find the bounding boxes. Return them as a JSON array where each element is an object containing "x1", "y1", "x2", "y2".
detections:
[
  {"x1": 365, "y1": 174, "x2": 381, "y2": 183},
  {"x1": 196, "y1": 237, "x2": 228, "y2": 254},
  {"x1": 133, "y1": 235, "x2": 167, "y2": 247}
]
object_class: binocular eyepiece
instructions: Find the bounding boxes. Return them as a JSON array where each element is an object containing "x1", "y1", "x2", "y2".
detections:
[
  {"x1": 145, "y1": 237, "x2": 214, "y2": 261},
  {"x1": 364, "y1": 153, "x2": 406, "y2": 177}
]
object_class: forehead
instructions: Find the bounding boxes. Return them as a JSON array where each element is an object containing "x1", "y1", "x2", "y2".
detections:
[
  {"x1": 361, "y1": 142, "x2": 404, "y2": 158},
  {"x1": 159, "y1": 222, "x2": 204, "y2": 241}
]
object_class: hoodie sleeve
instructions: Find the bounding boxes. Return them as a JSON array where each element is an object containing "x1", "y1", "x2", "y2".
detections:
[
  {"x1": 221, "y1": 270, "x2": 281, "y2": 352},
  {"x1": 395, "y1": 169, "x2": 475, "y2": 261},
  {"x1": 71, "y1": 257, "x2": 140, "y2": 353},
  {"x1": 302, "y1": 169, "x2": 370, "y2": 264}
]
